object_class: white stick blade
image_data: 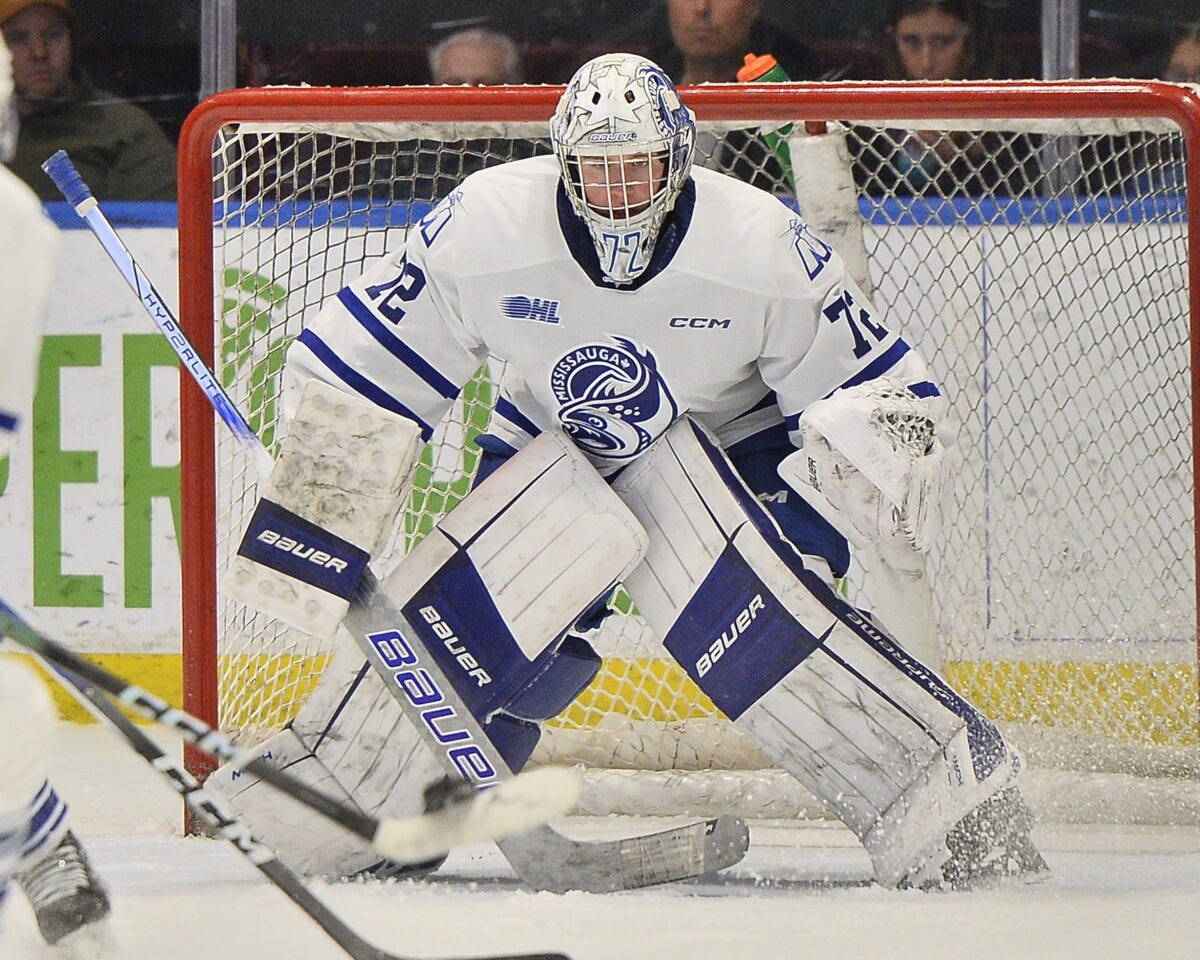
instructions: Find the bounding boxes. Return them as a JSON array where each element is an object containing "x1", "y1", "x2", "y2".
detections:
[{"x1": 371, "y1": 767, "x2": 582, "y2": 864}]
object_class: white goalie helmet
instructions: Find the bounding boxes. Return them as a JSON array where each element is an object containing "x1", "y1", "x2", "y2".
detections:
[{"x1": 550, "y1": 53, "x2": 695, "y2": 285}]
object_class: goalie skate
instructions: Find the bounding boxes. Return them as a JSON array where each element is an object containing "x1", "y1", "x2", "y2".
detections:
[
  {"x1": 15, "y1": 829, "x2": 111, "y2": 945},
  {"x1": 901, "y1": 788, "x2": 1050, "y2": 891}
]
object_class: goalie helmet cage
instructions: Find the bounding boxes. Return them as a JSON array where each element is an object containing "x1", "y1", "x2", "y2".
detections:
[{"x1": 179, "y1": 80, "x2": 1200, "y2": 824}]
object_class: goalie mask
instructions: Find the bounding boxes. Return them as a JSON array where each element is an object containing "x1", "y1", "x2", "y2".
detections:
[{"x1": 551, "y1": 53, "x2": 695, "y2": 286}]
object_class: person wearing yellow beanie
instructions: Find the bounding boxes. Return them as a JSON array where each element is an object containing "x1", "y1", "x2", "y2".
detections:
[{"x1": 0, "y1": 0, "x2": 176, "y2": 200}]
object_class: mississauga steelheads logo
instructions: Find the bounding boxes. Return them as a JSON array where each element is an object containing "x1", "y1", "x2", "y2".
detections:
[{"x1": 550, "y1": 337, "x2": 678, "y2": 460}]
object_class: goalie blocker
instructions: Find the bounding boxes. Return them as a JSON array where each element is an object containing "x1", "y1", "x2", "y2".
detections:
[
  {"x1": 223, "y1": 378, "x2": 424, "y2": 638},
  {"x1": 613, "y1": 416, "x2": 1047, "y2": 888}
]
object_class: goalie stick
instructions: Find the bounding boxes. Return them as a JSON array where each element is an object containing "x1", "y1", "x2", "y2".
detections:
[
  {"x1": 42, "y1": 149, "x2": 751, "y2": 893},
  {"x1": 27, "y1": 657, "x2": 569, "y2": 960}
]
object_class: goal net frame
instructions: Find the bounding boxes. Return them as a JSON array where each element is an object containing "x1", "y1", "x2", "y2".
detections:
[{"x1": 177, "y1": 79, "x2": 1200, "y2": 817}]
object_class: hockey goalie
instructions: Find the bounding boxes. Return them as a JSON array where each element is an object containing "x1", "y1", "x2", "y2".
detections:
[{"x1": 206, "y1": 52, "x2": 1049, "y2": 892}]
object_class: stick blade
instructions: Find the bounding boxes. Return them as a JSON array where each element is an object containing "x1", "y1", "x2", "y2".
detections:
[
  {"x1": 372, "y1": 767, "x2": 582, "y2": 864},
  {"x1": 497, "y1": 814, "x2": 750, "y2": 894}
]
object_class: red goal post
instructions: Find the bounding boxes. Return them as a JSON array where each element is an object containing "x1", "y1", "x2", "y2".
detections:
[{"x1": 178, "y1": 80, "x2": 1200, "y2": 816}]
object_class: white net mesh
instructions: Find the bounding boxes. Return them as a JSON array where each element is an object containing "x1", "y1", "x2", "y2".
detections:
[{"x1": 183, "y1": 87, "x2": 1200, "y2": 821}]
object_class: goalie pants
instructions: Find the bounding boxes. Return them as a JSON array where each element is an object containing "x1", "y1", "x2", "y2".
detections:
[{"x1": 723, "y1": 423, "x2": 851, "y2": 579}]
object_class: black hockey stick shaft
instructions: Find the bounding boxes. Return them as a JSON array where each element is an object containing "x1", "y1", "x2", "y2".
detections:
[
  {"x1": 0, "y1": 598, "x2": 579, "y2": 872},
  {"x1": 45, "y1": 659, "x2": 569, "y2": 960},
  {"x1": 0, "y1": 597, "x2": 380, "y2": 841}
]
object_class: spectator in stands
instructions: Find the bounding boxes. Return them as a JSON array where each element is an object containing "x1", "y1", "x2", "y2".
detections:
[
  {"x1": 649, "y1": 0, "x2": 818, "y2": 195},
  {"x1": 1162, "y1": 23, "x2": 1200, "y2": 84},
  {"x1": 657, "y1": 0, "x2": 818, "y2": 85},
  {"x1": 410, "y1": 28, "x2": 532, "y2": 199},
  {"x1": 882, "y1": 0, "x2": 997, "y2": 81},
  {"x1": 1126, "y1": 23, "x2": 1200, "y2": 192},
  {"x1": 428, "y1": 27, "x2": 524, "y2": 86},
  {"x1": 853, "y1": 0, "x2": 1036, "y2": 197},
  {"x1": 0, "y1": 0, "x2": 176, "y2": 200}
]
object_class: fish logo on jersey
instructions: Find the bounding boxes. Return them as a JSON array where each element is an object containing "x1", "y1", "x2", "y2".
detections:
[{"x1": 550, "y1": 337, "x2": 678, "y2": 461}]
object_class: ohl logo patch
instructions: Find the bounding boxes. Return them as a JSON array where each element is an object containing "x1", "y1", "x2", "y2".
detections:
[
  {"x1": 549, "y1": 337, "x2": 678, "y2": 462},
  {"x1": 499, "y1": 296, "x2": 562, "y2": 324}
]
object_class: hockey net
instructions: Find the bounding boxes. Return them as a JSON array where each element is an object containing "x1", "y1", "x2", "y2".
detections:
[{"x1": 179, "y1": 81, "x2": 1200, "y2": 824}]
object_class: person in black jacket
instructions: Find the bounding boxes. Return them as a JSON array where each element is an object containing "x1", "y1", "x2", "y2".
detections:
[
  {"x1": 650, "y1": 0, "x2": 819, "y2": 196},
  {"x1": 0, "y1": 0, "x2": 175, "y2": 200},
  {"x1": 655, "y1": 0, "x2": 818, "y2": 85}
]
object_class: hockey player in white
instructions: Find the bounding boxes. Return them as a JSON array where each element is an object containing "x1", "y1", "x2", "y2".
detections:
[
  {"x1": 213, "y1": 52, "x2": 1048, "y2": 890},
  {"x1": 0, "y1": 37, "x2": 110, "y2": 945}
]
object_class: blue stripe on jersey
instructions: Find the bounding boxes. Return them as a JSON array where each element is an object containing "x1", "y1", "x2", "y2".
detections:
[
  {"x1": 0, "y1": 410, "x2": 17, "y2": 432},
  {"x1": 337, "y1": 287, "x2": 543, "y2": 441},
  {"x1": 908, "y1": 380, "x2": 941, "y2": 398},
  {"x1": 829, "y1": 339, "x2": 912, "y2": 396},
  {"x1": 295, "y1": 329, "x2": 434, "y2": 440},
  {"x1": 337, "y1": 288, "x2": 460, "y2": 400},
  {"x1": 493, "y1": 398, "x2": 541, "y2": 440}
]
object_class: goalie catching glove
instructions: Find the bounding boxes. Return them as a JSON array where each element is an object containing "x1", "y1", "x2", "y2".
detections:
[{"x1": 780, "y1": 377, "x2": 946, "y2": 555}]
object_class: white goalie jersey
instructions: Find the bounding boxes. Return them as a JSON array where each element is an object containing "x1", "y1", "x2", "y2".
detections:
[{"x1": 286, "y1": 155, "x2": 938, "y2": 473}]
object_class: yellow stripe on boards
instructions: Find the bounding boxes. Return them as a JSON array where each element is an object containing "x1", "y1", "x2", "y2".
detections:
[
  {"x1": 946, "y1": 660, "x2": 1200, "y2": 748},
  {"x1": 12, "y1": 651, "x2": 1197, "y2": 750}
]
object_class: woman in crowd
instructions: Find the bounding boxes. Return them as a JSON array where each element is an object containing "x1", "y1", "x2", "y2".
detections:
[{"x1": 855, "y1": 0, "x2": 1036, "y2": 198}]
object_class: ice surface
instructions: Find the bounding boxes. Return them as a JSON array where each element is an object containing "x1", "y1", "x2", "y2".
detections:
[{"x1": 2, "y1": 726, "x2": 1198, "y2": 960}]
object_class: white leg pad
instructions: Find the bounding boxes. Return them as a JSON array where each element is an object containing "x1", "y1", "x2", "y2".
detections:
[
  {"x1": 613, "y1": 418, "x2": 1020, "y2": 886},
  {"x1": 208, "y1": 429, "x2": 648, "y2": 875},
  {"x1": 205, "y1": 634, "x2": 444, "y2": 877},
  {"x1": 848, "y1": 542, "x2": 941, "y2": 668},
  {"x1": 223, "y1": 378, "x2": 423, "y2": 638}
]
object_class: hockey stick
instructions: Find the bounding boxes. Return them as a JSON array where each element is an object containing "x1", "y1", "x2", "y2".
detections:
[
  {"x1": 41, "y1": 150, "x2": 272, "y2": 479},
  {"x1": 42, "y1": 149, "x2": 751, "y2": 892},
  {"x1": 0, "y1": 600, "x2": 579, "y2": 866},
  {"x1": 33, "y1": 658, "x2": 570, "y2": 960}
]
